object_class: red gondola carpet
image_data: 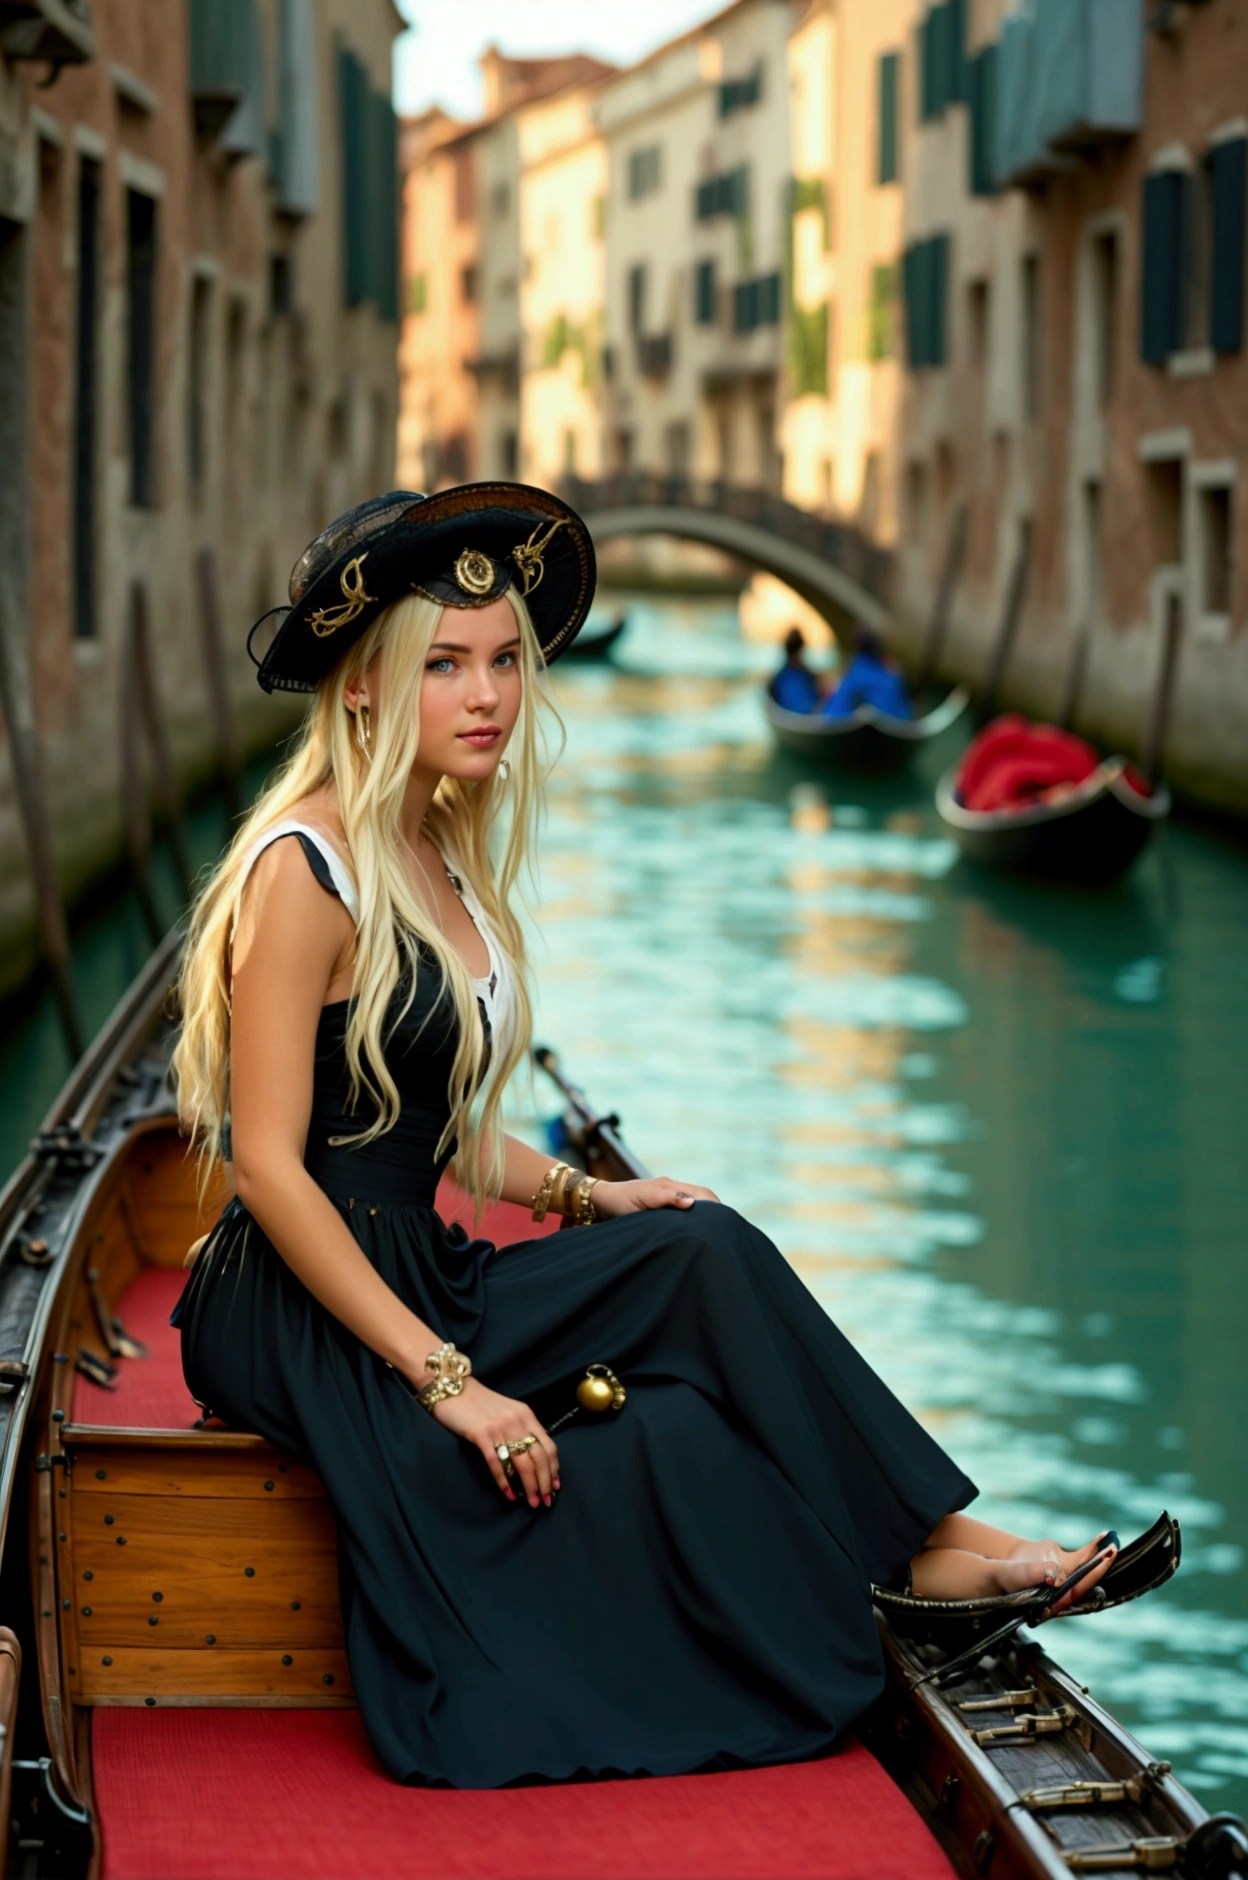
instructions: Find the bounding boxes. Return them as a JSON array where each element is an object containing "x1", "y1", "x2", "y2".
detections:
[{"x1": 93, "y1": 1708, "x2": 952, "y2": 1880}]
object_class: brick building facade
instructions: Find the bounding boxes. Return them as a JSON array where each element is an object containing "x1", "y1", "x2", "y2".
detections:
[{"x1": 0, "y1": 0, "x2": 401, "y2": 1000}]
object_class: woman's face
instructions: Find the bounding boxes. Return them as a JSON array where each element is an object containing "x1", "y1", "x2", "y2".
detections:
[{"x1": 412, "y1": 596, "x2": 523, "y2": 783}]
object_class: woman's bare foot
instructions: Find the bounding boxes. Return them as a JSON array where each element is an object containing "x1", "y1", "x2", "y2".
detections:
[
  {"x1": 910, "y1": 1549, "x2": 1057, "y2": 1600},
  {"x1": 1006, "y1": 1533, "x2": 1118, "y2": 1613},
  {"x1": 907, "y1": 1534, "x2": 1117, "y2": 1605}
]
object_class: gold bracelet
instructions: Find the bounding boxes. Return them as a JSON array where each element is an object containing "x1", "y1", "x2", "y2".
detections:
[
  {"x1": 549, "y1": 1163, "x2": 581, "y2": 1219},
  {"x1": 415, "y1": 1341, "x2": 472, "y2": 1413},
  {"x1": 569, "y1": 1175, "x2": 600, "y2": 1226},
  {"x1": 531, "y1": 1161, "x2": 570, "y2": 1223}
]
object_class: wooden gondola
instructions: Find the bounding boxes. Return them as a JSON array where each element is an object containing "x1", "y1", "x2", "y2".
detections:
[
  {"x1": 0, "y1": 947, "x2": 1242, "y2": 1878},
  {"x1": 557, "y1": 610, "x2": 628, "y2": 661},
  {"x1": 935, "y1": 760, "x2": 1172, "y2": 884},
  {"x1": 763, "y1": 683, "x2": 972, "y2": 773}
]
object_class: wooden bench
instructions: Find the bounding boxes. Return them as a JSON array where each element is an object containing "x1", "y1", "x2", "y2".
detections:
[{"x1": 42, "y1": 1123, "x2": 549, "y2": 1714}]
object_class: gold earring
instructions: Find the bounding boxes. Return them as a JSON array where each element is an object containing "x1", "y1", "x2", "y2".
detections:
[
  {"x1": 356, "y1": 704, "x2": 372, "y2": 756},
  {"x1": 497, "y1": 757, "x2": 511, "y2": 782}
]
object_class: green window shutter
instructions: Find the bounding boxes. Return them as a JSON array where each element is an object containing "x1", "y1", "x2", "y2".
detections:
[
  {"x1": 1140, "y1": 170, "x2": 1184, "y2": 364},
  {"x1": 1210, "y1": 137, "x2": 1246, "y2": 354},
  {"x1": 919, "y1": 12, "x2": 935, "y2": 121},
  {"x1": 276, "y1": 0, "x2": 320, "y2": 217},
  {"x1": 732, "y1": 279, "x2": 757, "y2": 333},
  {"x1": 695, "y1": 178, "x2": 715, "y2": 221},
  {"x1": 338, "y1": 45, "x2": 368, "y2": 307},
  {"x1": 947, "y1": 0, "x2": 967, "y2": 105},
  {"x1": 372, "y1": 88, "x2": 399, "y2": 320},
  {"x1": 931, "y1": 232, "x2": 950, "y2": 364},
  {"x1": 967, "y1": 44, "x2": 998, "y2": 197},
  {"x1": 694, "y1": 259, "x2": 716, "y2": 324},
  {"x1": 878, "y1": 52, "x2": 899, "y2": 184},
  {"x1": 759, "y1": 272, "x2": 781, "y2": 323}
]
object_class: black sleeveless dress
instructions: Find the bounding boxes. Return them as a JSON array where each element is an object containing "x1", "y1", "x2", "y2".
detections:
[{"x1": 176, "y1": 833, "x2": 975, "y2": 1789}]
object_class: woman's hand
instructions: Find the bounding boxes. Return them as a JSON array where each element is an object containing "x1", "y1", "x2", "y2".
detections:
[
  {"x1": 592, "y1": 1176, "x2": 720, "y2": 1218},
  {"x1": 428, "y1": 1377, "x2": 560, "y2": 1509}
]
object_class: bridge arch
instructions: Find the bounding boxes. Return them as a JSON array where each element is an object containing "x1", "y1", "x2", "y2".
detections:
[{"x1": 563, "y1": 476, "x2": 893, "y2": 637}]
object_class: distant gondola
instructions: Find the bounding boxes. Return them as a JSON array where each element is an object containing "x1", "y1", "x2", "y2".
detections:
[
  {"x1": 558, "y1": 610, "x2": 628, "y2": 661},
  {"x1": 763, "y1": 682, "x2": 971, "y2": 773},
  {"x1": 936, "y1": 757, "x2": 1172, "y2": 882}
]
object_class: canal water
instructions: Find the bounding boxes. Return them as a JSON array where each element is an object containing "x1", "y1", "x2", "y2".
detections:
[{"x1": 1, "y1": 593, "x2": 1245, "y2": 1813}]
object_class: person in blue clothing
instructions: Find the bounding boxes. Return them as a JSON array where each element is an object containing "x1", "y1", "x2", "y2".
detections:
[
  {"x1": 771, "y1": 626, "x2": 821, "y2": 713},
  {"x1": 823, "y1": 628, "x2": 912, "y2": 720}
]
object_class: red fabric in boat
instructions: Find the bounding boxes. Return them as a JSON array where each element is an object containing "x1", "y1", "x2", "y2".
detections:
[
  {"x1": 70, "y1": 1183, "x2": 560, "y2": 1430},
  {"x1": 93, "y1": 1710, "x2": 954, "y2": 1880},
  {"x1": 956, "y1": 713, "x2": 1100, "y2": 812}
]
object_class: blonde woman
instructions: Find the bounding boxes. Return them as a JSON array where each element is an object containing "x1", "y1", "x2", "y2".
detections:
[{"x1": 173, "y1": 486, "x2": 1131, "y2": 1790}]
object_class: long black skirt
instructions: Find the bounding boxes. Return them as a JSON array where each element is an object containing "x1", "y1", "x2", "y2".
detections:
[{"x1": 176, "y1": 1198, "x2": 975, "y2": 1788}]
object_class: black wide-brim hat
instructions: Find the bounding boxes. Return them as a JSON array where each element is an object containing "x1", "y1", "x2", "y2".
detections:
[{"x1": 248, "y1": 483, "x2": 597, "y2": 693}]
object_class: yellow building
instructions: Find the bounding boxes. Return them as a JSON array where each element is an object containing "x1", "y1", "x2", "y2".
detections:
[
  {"x1": 782, "y1": 0, "x2": 912, "y2": 545},
  {"x1": 518, "y1": 81, "x2": 612, "y2": 487}
]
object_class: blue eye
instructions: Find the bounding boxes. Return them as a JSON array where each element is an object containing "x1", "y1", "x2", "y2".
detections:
[
  {"x1": 495, "y1": 651, "x2": 517, "y2": 668},
  {"x1": 428, "y1": 657, "x2": 455, "y2": 674}
]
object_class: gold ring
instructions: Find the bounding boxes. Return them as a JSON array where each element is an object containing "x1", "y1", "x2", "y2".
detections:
[
  {"x1": 505, "y1": 1434, "x2": 539, "y2": 1457},
  {"x1": 495, "y1": 1443, "x2": 517, "y2": 1481}
]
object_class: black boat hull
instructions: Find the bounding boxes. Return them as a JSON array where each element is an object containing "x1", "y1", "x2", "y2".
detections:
[
  {"x1": 936, "y1": 765, "x2": 1171, "y2": 882},
  {"x1": 763, "y1": 685, "x2": 970, "y2": 773}
]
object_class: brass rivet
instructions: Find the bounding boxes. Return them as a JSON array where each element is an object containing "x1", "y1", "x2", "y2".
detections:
[
  {"x1": 116, "y1": 1536, "x2": 126, "y2": 1546},
  {"x1": 205, "y1": 1634, "x2": 216, "y2": 1644},
  {"x1": 368, "y1": 1206, "x2": 377, "y2": 1216},
  {"x1": 264, "y1": 1482, "x2": 274, "y2": 1492},
  {"x1": 83, "y1": 1571, "x2": 93, "y2": 1581},
  {"x1": 278, "y1": 1463, "x2": 289, "y2": 1473},
  {"x1": 245, "y1": 1567, "x2": 255, "y2": 1578},
  {"x1": 61, "y1": 1599, "x2": 70, "y2": 1610},
  {"x1": 104, "y1": 1515, "x2": 114, "y2": 1526},
  {"x1": 148, "y1": 1615, "x2": 158, "y2": 1626},
  {"x1": 58, "y1": 1488, "x2": 66, "y2": 1498},
  {"x1": 102, "y1": 1656, "x2": 112, "y2": 1666},
  {"x1": 95, "y1": 1470, "x2": 106, "y2": 1481},
  {"x1": 81, "y1": 1607, "x2": 92, "y2": 1616},
  {"x1": 291, "y1": 1600, "x2": 301, "y2": 1611},
  {"x1": 282, "y1": 1655, "x2": 293, "y2": 1666},
  {"x1": 58, "y1": 1532, "x2": 66, "y2": 1542},
  {"x1": 152, "y1": 1591, "x2": 163, "y2": 1602},
  {"x1": 144, "y1": 1697, "x2": 156, "y2": 1707},
  {"x1": 323, "y1": 1673, "x2": 335, "y2": 1686},
  {"x1": 52, "y1": 1409, "x2": 64, "y2": 1423}
]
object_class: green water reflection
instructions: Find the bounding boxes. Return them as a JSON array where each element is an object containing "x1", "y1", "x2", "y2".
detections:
[
  {"x1": 1, "y1": 597, "x2": 1245, "y2": 1811},
  {"x1": 521, "y1": 598, "x2": 1248, "y2": 1812}
]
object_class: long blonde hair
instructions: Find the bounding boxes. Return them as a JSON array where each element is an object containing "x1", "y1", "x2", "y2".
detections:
[{"x1": 171, "y1": 586, "x2": 557, "y2": 1210}]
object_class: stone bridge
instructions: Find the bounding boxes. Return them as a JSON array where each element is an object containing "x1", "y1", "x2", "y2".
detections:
[{"x1": 561, "y1": 475, "x2": 894, "y2": 637}]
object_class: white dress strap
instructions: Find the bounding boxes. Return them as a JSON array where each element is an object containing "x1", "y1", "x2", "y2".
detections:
[{"x1": 235, "y1": 821, "x2": 360, "y2": 924}]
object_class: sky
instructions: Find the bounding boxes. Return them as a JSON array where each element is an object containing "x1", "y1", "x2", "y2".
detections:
[{"x1": 393, "y1": 0, "x2": 723, "y2": 120}]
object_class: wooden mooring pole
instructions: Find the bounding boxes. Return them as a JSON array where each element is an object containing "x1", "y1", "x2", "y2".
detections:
[
  {"x1": 120, "y1": 580, "x2": 194, "y2": 943},
  {"x1": 1141, "y1": 587, "x2": 1184, "y2": 786},
  {"x1": 978, "y1": 516, "x2": 1032, "y2": 722},
  {"x1": 915, "y1": 503, "x2": 967, "y2": 692},
  {"x1": 0, "y1": 216, "x2": 83, "y2": 1060},
  {"x1": 196, "y1": 545, "x2": 243, "y2": 823}
]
